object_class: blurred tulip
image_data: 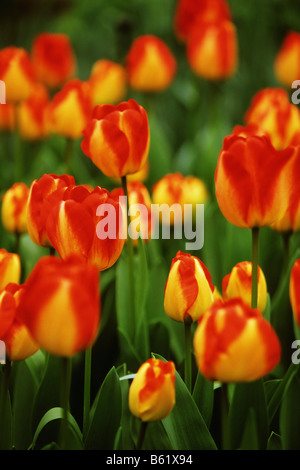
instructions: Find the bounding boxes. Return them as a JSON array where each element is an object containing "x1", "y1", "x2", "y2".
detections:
[
  {"x1": 17, "y1": 83, "x2": 50, "y2": 140},
  {"x1": 164, "y1": 250, "x2": 214, "y2": 323},
  {"x1": 244, "y1": 87, "x2": 300, "y2": 150},
  {"x1": 81, "y1": 99, "x2": 150, "y2": 178},
  {"x1": 215, "y1": 133, "x2": 293, "y2": 229},
  {"x1": 0, "y1": 47, "x2": 36, "y2": 102},
  {"x1": 0, "y1": 285, "x2": 16, "y2": 338},
  {"x1": 290, "y1": 259, "x2": 300, "y2": 329},
  {"x1": 1, "y1": 283, "x2": 39, "y2": 361},
  {"x1": 222, "y1": 261, "x2": 268, "y2": 313},
  {"x1": 1, "y1": 182, "x2": 29, "y2": 234},
  {"x1": 129, "y1": 358, "x2": 176, "y2": 422},
  {"x1": 45, "y1": 185, "x2": 125, "y2": 271},
  {"x1": 0, "y1": 103, "x2": 15, "y2": 132},
  {"x1": 27, "y1": 173, "x2": 75, "y2": 248},
  {"x1": 18, "y1": 255, "x2": 100, "y2": 357},
  {"x1": 187, "y1": 20, "x2": 238, "y2": 80},
  {"x1": 0, "y1": 249, "x2": 21, "y2": 290},
  {"x1": 32, "y1": 32, "x2": 76, "y2": 89},
  {"x1": 126, "y1": 35, "x2": 177, "y2": 92},
  {"x1": 274, "y1": 31, "x2": 300, "y2": 88},
  {"x1": 48, "y1": 79, "x2": 93, "y2": 139},
  {"x1": 88, "y1": 59, "x2": 127, "y2": 105},
  {"x1": 193, "y1": 298, "x2": 281, "y2": 382},
  {"x1": 126, "y1": 161, "x2": 149, "y2": 183}
]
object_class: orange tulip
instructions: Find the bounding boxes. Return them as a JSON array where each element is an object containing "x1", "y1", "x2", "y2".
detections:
[
  {"x1": 0, "y1": 47, "x2": 36, "y2": 102},
  {"x1": 26, "y1": 173, "x2": 75, "y2": 247},
  {"x1": 289, "y1": 259, "x2": 300, "y2": 328},
  {"x1": 222, "y1": 261, "x2": 268, "y2": 313},
  {"x1": 88, "y1": 59, "x2": 127, "y2": 105},
  {"x1": 193, "y1": 298, "x2": 281, "y2": 382},
  {"x1": 187, "y1": 19, "x2": 238, "y2": 80},
  {"x1": 0, "y1": 103, "x2": 15, "y2": 132},
  {"x1": 214, "y1": 133, "x2": 293, "y2": 228},
  {"x1": 18, "y1": 255, "x2": 100, "y2": 357},
  {"x1": 32, "y1": 32, "x2": 76, "y2": 89},
  {"x1": 45, "y1": 185, "x2": 125, "y2": 271},
  {"x1": 17, "y1": 83, "x2": 50, "y2": 140},
  {"x1": 164, "y1": 251, "x2": 214, "y2": 323},
  {"x1": 244, "y1": 87, "x2": 300, "y2": 150},
  {"x1": 48, "y1": 79, "x2": 93, "y2": 139},
  {"x1": 1, "y1": 283, "x2": 39, "y2": 361},
  {"x1": 0, "y1": 249, "x2": 21, "y2": 290},
  {"x1": 274, "y1": 31, "x2": 300, "y2": 88},
  {"x1": 0, "y1": 285, "x2": 16, "y2": 338},
  {"x1": 126, "y1": 35, "x2": 177, "y2": 92},
  {"x1": 129, "y1": 358, "x2": 176, "y2": 422},
  {"x1": 1, "y1": 182, "x2": 29, "y2": 234},
  {"x1": 81, "y1": 99, "x2": 150, "y2": 178}
]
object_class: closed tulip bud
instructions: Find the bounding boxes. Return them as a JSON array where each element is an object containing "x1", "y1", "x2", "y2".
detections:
[
  {"x1": 0, "y1": 249, "x2": 21, "y2": 289},
  {"x1": 187, "y1": 20, "x2": 238, "y2": 81},
  {"x1": 32, "y1": 32, "x2": 76, "y2": 89},
  {"x1": 0, "y1": 47, "x2": 36, "y2": 102},
  {"x1": 274, "y1": 31, "x2": 300, "y2": 88},
  {"x1": 2, "y1": 182, "x2": 29, "y2": 234},
  {"x1": 245, "y1": 87, "x2": 300, "y2": 150},
  {"x1": 18, "y1": 255, "x2": 100, "y2": 357},
  {"x1": 164, "y1": 251, "x2": 214, "y2": 323},
  {"x1": 193, "y1": 298, "x2": 281, "y2": 382},
  {"x1": 0, "y1": 103, "x2": 15, "y2": 132},
  {"x1": 222, "y1": 261, "x2": 267, "y2": 313},
  {"x1": 129, "y1": 358, "x2": 176, "y2": 422},
  {"x1": 2, "y1": 283, "x2": 39, "y2": 361},
  {"x1": 26, "y1": 173, "x2": 75, "y2": 247},
  {"x1": 88, "y1": 59, "x2": 127, "y2": 105},
  {"x1": 81, "y1": 99, "x2": 150, "y2": 178},
  {"x1": 289, "y1": 259, "x2": 300, "y2": 328},
  {"x1": 126, "y1": 35, "x2": 177, "y2": 92},
  {"x1": 215, "y1": 133, "x2": 293, "y2": 228},
  {"x1": 18, "y1": 83, "x2": 50, "y2": 140},
  {"x1": 48, "y1": 79, "x2": 93, "y2": 139}
]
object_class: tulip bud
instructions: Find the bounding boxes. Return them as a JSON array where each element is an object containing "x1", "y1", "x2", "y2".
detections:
[
  {"x1": 18, "y1": 255, "x2": 100, "y2": 357},
  {"x1": 289, "y1": 259, "x2": 300, "y2": 328},
  {"x1": 18, "y1": 83, "x2": 50, "y2": 140},
  {"x1": 222, "y1": 261, "x2": 267, "y2": 313},
  {"x1": 129, "y1": 358, "x2": 176, "y2": 422},
  {"x1": 2, "y1": 182, "x2": 29, "y2": 234},
  {"x1": 88, "y1": 59, "x2": 127, "y2": 105},
  {"x1": 81, "y1": 99, "x2": 150, "y2": 178},
  {"x1": 164, "y1": 251, "x2": 214, "y2": 323},
  {"x1": 193, "y1": 298, "x2": 281, "y2": 382},
  {"x1": 0, "y1": 47, "x2": 36, "y2": 102},
  {"x1": 274, "y1": 31, "x2": 300, "y2": 88},
  {"x1": 126, "y1": 35, "x2": 177, "y2": 92},
  {"x1": 0, "y1": 249, "x2": 21, "y2": 290},
  {"x1": 32, "y1": 32, "x2": 76, "y2": 89}
]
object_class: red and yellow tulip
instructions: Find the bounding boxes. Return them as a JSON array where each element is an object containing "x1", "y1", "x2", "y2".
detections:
[
  {"x1": 289, "y1": 259, "x2": 300, "y2": 329},
  {"x1": 88, "y1": 59, "x2": 127, "y2": 105},
  {"x1": 0, "y1": 47, "x2": 36, "y2": 103},
  {"x1": 0, "y1": 249, "x2": 21, "y2": 290},
  {"x1": 2, "y1": 182, "x2": 29, "y2": 234},
  {"x1": 274, "y1": 31, "x2": 300, "y2": 88}
]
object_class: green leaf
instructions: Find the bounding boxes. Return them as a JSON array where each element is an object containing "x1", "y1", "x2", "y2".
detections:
[
  {"x1": 0, "y1": 365, "x2": 12, "y2": 450},
  {"x1": 85, "y1": 367, "x2": 122, "y2": 450},
  {"x1": 280, "y1": 370, "x2": 300, "y2": 450},
  {"x1": 267, "y1": 432, "x2": 282, "y2": 450},
  {"x1": 267, "y1": 362, "x2": 298, "y2": 425},
  {"x1": 238, "y1": 409, "x2": 259, "y2": 450},
  {"x1": 192, "y1": 371, "x2": 214, "y2": 429}
]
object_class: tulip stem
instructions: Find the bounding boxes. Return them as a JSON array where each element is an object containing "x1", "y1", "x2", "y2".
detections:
[
  {"x1": 59, "y1": 356, "x2": 72, "y2": 450},
  {"x1": 251, "y1": 227, "x2": 260, "y2": 309},
  {"x1": 136, "y1": 421, "x2": 148, "y2": 450},
  {"x1": 184, "y1": 316, "x2": 193, "y2": 393},
  {"x1": 83, "y1": 346, "x2": 92, "y2": 441}
]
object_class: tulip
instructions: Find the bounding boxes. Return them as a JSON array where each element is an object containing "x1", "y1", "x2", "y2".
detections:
[
  {"x1": 244, "y1": 87, "x2": 300, "y2": 150},
  {"x1": 32, "y1": 32, "x2": 76, "y2": 89},
  {"x1": 274, "y1": 31, "x2": 300, "y2": 88},
  {"x1": 0, "y1": 103, "x2": 15, "y2": 132},
  {"x1": 0, "y1": 285, "x2": 16, "y2": 338},
  {"x1": 187, "y1": 19, "x2": 238, "y2": 81},
  {"x1": 0, "y1": 47, "x2": 36, "y2": 103},
  {"x1": 1, "y1": 182, "x2": 29, "y2": 234},
  {"x1": 289, "y1": 259, "x2": 300, "y2": 329},
  {"x1": 1, "y1": 283, "x2": 39, "y2": 361},
  {"x1": 222, "y1": 261, "x2": 268, "y2": 313},
  {"x1": 18, "y1": 255, "x2": 100, "y2": 357},
  {"x1": 48, "y1": 79, "x2": 93, "y2": 139},
  {"x1": 17, "y1": 83, "x2": 50, "y2": 140},
  {"x1": 129, "y1": 358, "x2": 176, "y2": 422},
  {"x1": 0, "y1": 249, "x2": 21, "y2": 290},
  {"x1": 126, "y1": 35, "x2": 177, "y2": 92},
  {"x1": 26, "y1": 173, "x2": 75, "y2": 248},
  {"x1": 193, "y1": 298, "x2": 281, "y2": 382},
  {"x1": 88, "y1": 59, "x2": 127, "y2": 105},
  {"x1": 81, "y1": 99, "x2": 150, "y2": 178}
]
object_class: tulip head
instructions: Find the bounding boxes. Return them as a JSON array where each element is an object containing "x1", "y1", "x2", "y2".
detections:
[
  {"x1": 81, "y1": 99, "x2": 150, "y2": 178},
  {"x1": 2, "y1": 182, "x2": 29, "y2": 234},
  {"x1": 164, "y1": 251, "x2": 214, "y2": 323},
  {"x1": 193, "y1": 298, "x2": 281, "y2": 382},
  {"x1": 18, "y1": 83, "x2": 50, "y2": 140},
  {"x1": 290, "y1": 259, "x2": 300, "y2": 329},
  {"x1": 88, "y1": 59, "x2": 127, "y2": 105},
  {"x1": 129, "y1": 358, "x2": 176, "y2": 422},
  {"x1": 274, "y1": 31, "x2": 300, "y2": 88},
  {"x1": 0, "y1": 249, "x2": 21, "y2": 290},
  {"x1": 0, "y1": 47, "x2": 36, "y2": 102}
]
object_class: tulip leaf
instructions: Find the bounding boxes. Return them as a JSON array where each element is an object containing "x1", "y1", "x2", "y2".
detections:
[
  {"x1": 0, "y1": 365, "x2": 12, "y2": 450},
  {"x1": 267, "y1": 432, "x2": 282, "y2": 450},
  {"x1": 267, "y1": 362, "x2": 299, "y2": 425},
  {"x1": 238, "y1": 409, "x2": 259, "y2": 450},
  {"x1": 192, "y1": 371, "x2": 214, "y2": 429},
  {"x1": 85, "y1": 366, "x2": 122, "y2": 450},
  {"x1": 280, "y1": 369, "x2": 300, "y2": 450}
]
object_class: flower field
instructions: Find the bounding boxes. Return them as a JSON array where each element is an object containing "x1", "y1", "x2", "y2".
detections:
[{"x1": 0, "y1": 0, "x2": 300, "y2": 452}]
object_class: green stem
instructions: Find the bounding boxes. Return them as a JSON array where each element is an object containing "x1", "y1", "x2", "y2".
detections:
[
  {"x1": 83, "y1": 346, "x2": 92, "y2": 441},
  {"x1": 0, "y1": 358, "x2": 11, "y2": 449},
  {"x1": 251, "y1": 227, "x2": 260, "y2": 309},
  {"x1": 59, "y1": 356, "x2": 72, "y2": 450},
  {"x1": 184, "y1": 316, "x2": 192, "y2": 393},
  {"x1": 221, "y1": 382, "x2": 229, "y2": 450},
  {"x1": 136, "y1": 421, "x2": 148, "y2": 450}
]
